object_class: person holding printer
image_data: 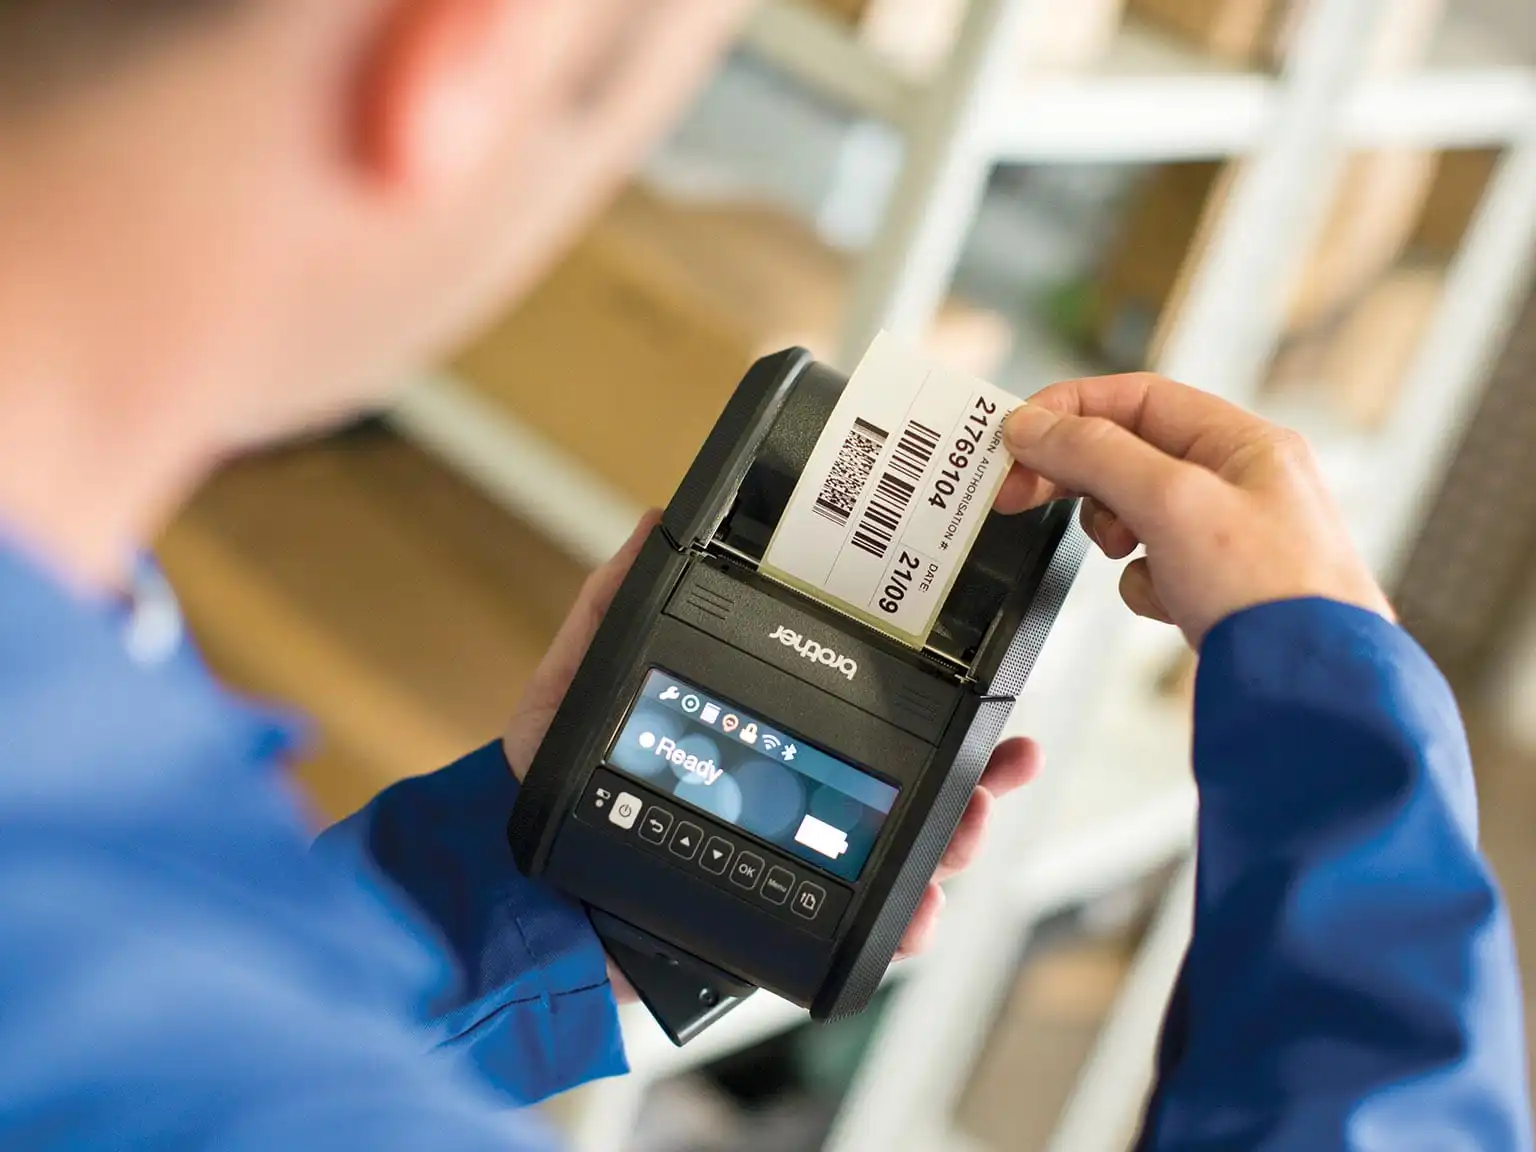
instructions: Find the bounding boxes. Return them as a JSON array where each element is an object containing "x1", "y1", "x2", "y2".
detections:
[{"x1": 0, "y1": 1, "x2": 1526, "y2": 1149}]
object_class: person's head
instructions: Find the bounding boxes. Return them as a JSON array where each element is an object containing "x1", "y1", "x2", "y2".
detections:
[{"x1": 0, "y1": 0, "x2": 747, "y2": 457}]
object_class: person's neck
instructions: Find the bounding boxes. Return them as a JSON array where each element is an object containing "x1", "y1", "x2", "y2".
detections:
[
  {"x1": 0, "y1": 212, "x2": 216, "y2": 596},
  {"x1": 0, "y1": 110, "x2": 225, "y2": 596},
  {"x1": 0, "y1": 374, "x2": 212, "y2": 596}
]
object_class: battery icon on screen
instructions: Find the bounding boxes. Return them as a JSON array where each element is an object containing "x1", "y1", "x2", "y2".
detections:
[{"x1": 795, "y1": 814, "x2": 850, "y2": 860}]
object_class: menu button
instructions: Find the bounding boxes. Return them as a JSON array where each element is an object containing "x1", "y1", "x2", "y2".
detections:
[{"x1": 761, "y1": 867, "x2": 795, "y2": 906}]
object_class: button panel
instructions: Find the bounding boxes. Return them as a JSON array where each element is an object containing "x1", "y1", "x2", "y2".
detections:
[{"x1": 576, "y1": 768, "x2": 852, "y2": 939}]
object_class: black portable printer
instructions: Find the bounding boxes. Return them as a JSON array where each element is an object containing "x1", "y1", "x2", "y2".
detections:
[{"x1": 508, "y1": 348, "x2": 1085, "y2": 1045}]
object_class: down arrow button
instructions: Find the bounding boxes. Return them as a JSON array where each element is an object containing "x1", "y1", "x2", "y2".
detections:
[{"x1": 700, "y1": 836, "x2": 734, "y2": 876}]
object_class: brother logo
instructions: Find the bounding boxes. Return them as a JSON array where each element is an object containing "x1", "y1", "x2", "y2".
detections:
[{"x1": 770, "y1": 626, "x2": 859, "y2": 681}]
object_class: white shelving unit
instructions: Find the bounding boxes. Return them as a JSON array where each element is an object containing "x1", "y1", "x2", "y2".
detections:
[
  {"x1": 387, "y1": 2, "x2": 1536, "y2": 1149},
  {"x1": 390, "y1": 375, "x2": 644, "y2": 572},
  {"x1": 747, "y1": 0, "x2": 1536, "y2": 166}
]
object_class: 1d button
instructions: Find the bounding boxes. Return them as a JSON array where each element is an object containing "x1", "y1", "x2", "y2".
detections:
[
  {"x1": 669, "y1": 821, "x2": 702, "y2": 861},
  {"x1": 792, "y1": 882, "x2": 827, "y2": 920},
  {"x1": 761, "y1": 867, "x2": 795, "y2": 906}
]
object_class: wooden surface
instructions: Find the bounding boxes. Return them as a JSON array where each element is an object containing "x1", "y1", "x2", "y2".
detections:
[
  {"x1": 1095, "y1": 160, "x2": 1232, "y2": 369},
  {"x1": 1126, "y1": 0, "x2": 1278, "y2": 64},
  {"x1": 1415, "y1": 149, "x2": 1501, "y2": 259},
  {"x1": 452, "y1": 186, "x2": 1013, "y2": 511},
  {"x1": 958, "y1": 933, "x2": 1139, "y2": 1151},
  {"x1": 1286, "y1": 151, "x2": 1439, "y2": 334},
  {"x1": 159, "y1": 429, "x2": 591, "y2": 819}
]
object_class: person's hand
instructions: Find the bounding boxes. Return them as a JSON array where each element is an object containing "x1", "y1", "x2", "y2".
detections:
[
  {"x1": 997, "y1": 373, "x2": 1393, "y2": 646},
  {"x1": 503, "y1": 513, "x2": 1041, "y2": 1000}
]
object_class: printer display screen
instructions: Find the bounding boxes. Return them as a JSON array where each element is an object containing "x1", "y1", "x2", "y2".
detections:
[{"x1": 605, "y1": 669, "x2": 899, "y2": 883}]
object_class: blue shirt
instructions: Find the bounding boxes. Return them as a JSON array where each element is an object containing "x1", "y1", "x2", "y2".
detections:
[{"x1": 0, "y1": 539, "x2": 1527, "y2": 1149}]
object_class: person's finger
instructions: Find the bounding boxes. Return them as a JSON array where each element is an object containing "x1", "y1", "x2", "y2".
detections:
[
  {"x1": 896, "y1": 884, "x2": 946, "y2": 959},
  {"x1": 504, "y1": 511, "x2": 659, "y2": 774},
  {"x1": 532, "y1": 510, "x2": 657, "y2": 689},
  {"x1": 1005, "y1": 405, "x2": 1217, "y2": 541},
  {"x1": 935, "y1": 788, "x2": 993, "y2": 882},
  {"x1": 933, "y1": 739, "x2": 1041, "y2": 882},
  {"x1": 993, "y1": 465, "x2": 1087, "y2": 516},
  {"x1": 977, "y1": 737, "x2": 1041, "y2": 799},
  {"x1": 1081, "y1": 498, "x2": 1139, "y2": 560},
  {"x1": 993, "y1": 462, "x2": 1051, "y2": 515},
  {"x1": 606, "y1": 960, "x2": 639, "y2": 1006},
  {"x1": 1024, "y1": 373, "x2": 1275, "y2": 473},
  {"x1": 1119, "y1": 558, "x2": 1174, "y2": 626}
]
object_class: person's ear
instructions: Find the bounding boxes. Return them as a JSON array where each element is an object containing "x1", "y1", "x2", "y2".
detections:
[{"x1": 354, "y1": 0, "x2": 541, "y2": 198}]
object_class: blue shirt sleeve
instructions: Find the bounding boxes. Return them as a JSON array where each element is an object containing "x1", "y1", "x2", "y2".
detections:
[
  {"x1": 0, "y1": 712, "x2": 588, "y2": 1152},
  {"x1": 314, "y1": 742, "x2": 627, "y2": 1106},
  {"x1": 1137, "y1": 599, "x2": 1532, "y2": 1151},
  {"x1": 0, "y1": 541, "x2": 621, "y2": 1151}
]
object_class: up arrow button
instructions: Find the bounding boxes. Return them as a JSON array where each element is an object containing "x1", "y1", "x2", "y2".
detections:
[{"x1": 669, "y1": 822, "x2": 702, "y2": 861}]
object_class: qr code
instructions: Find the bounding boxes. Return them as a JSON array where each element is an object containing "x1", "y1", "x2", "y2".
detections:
[{"x1": 815, "y1": 419, "x2": 888, "y2": 528}]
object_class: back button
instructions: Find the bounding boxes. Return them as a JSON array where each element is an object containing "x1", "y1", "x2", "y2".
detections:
[{"x1": 639, "y1": 807, "x2": 672, "y2": 845}]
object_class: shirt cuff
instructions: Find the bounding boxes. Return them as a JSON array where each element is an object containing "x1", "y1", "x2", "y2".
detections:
[
  {"x1": 316, "y1": 742, "x2": 628, "y2": 1104},
  {"x1": 1194, "y1": 596, "x2": 1480, "y2": 883}
]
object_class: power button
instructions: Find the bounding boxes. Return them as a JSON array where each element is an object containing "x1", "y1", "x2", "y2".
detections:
[{"x1": 609, "y1": 792, "x2": 642, "y2": 831}]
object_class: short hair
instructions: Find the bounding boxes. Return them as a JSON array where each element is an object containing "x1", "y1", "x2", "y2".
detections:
[{"x1": 0, "y1": 1, "x2": 237, "y2": 101}]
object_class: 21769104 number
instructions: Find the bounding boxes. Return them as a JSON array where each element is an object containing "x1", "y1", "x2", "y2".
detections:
[{"x1": 929, "y1": 397, "x2": 998, "y2": 512}]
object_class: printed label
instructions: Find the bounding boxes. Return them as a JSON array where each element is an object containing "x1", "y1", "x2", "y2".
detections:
[{"x1": 761, "y1": 332, "x2": 1021, "y2": 648}]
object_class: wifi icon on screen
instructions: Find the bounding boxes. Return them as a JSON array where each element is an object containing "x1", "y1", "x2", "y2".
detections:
[{"x1": 760, "y1": 734, "x2": 782, "y2": 754}]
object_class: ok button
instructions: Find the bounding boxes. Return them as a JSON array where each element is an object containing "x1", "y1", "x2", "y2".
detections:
[{"x1": 731, "y1": 852, "x2": 765, "y2": 892}]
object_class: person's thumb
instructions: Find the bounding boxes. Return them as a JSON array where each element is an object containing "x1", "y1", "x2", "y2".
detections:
[
  {"x1": 503, "y1": 510, "x2": 659, "y2": 777},
  {"x1": 1004, "y1": 405, "x2": 1210, "y2": 541}
]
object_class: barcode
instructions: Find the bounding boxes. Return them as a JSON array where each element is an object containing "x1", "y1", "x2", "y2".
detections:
[
  {"x1": 815, "y1": 418, "x2": 888, "y2": 528},
  {"x1": 850, "y1": 419, "x2": 941, "y2": 561}
]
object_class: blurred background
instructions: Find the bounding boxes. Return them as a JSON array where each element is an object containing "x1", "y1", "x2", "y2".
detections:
[{"x1": 156, "y1": 1, "x2": 1536, "y2": 1149}]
